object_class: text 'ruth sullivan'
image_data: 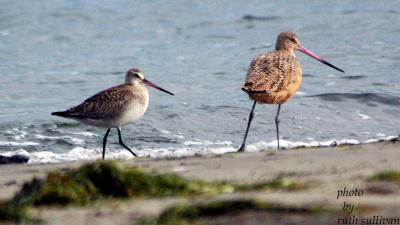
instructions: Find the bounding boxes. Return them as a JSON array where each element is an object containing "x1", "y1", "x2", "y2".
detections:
[{"x1": 338, "y1": 215, "x2": 400, "y2": 225}]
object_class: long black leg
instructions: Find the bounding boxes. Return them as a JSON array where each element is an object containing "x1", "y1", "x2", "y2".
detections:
[
  {"x1": 102, "y1": 128, "x2": 111, "y2": 160},
  {"x1": 275, "y1": 104, "x2": 282, "y2": 150},
  {"x1": 117, "y1": 128, "x2": 137, "y2": 157},
  {"x1": 238, "y1": 101, "x2": 257, "y2": 152}
]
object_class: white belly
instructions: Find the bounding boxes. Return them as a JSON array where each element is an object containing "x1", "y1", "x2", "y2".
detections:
[
  {"x1": 116, "y1": 99, "x2": 148, "y2": 127},
  {"x1": 77, "y1": 88, "x2": 149, "y2": 128}
]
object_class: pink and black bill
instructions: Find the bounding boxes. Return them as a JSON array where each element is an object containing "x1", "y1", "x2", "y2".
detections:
[
  {"x1": 299, "y1": 46, "x2": 344, "y2": 73},
  {"x1": 143, "y1": 79, "x2": 174, "y2": 95}
]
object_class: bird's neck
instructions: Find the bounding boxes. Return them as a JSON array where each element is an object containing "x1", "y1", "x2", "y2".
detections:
[
  {"x1": 276, "y1": 48, "x2": 295, "y2": 57},
  {"x1": 125, "y1": 79, "x2": 141, "y2": 86}
]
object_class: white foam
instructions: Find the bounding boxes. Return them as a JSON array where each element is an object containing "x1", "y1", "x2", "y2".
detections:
[
  {"x1": 184, "y1": 140, "x2": 232, "y2": 146},
  {"x1": 5, "y1": 128, "x2": 28, "y2": 141},
  {"x1": 1, "y1": 147, "x2": 135, "y2": 164},
  {"x1": 357, "y1": 113, "x2": 371, "y2": 120},
  {"x1": 325, "y1": 82, "x2": 336, "y2": 86},
  {"x1": 35, "y1": 134, "x2": 85, "y2": 145},
  {"x1": 0, "y1": 30, "x2": 10, "y2": 36},
  {"x1": 70, "y1": 131, "x2": 98, "y2": 137},
  {"x1": 160, "y1": 130, "x2": 185, "y2": 139},
  {"x1": 245, "y1": 139, "x2": 361, "y2": 151},
  {"x1": 0, "y1": 141, "x2": 39, "y2": 146},
  {"x1": 1, "y1": 136, "x2": 397, "y2": 164},
  {"x1": 173, "y1": 134, "x2": 185, "y2": 139},
  {"x1": 160, "y1": 130, "x2": 171, "y2": 134},
  {"x1": 296, "y1": 91, "x2": 307, "y2": 96},
  {"x1": 365, "y1": 135, "x2": 397, "y2": 143}
]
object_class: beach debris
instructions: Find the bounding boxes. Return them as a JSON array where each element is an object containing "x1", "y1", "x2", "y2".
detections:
[{"x1": 0, "y1": 155, "x2": 29, "y2": 164}]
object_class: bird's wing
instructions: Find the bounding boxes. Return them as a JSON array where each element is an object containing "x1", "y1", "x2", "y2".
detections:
[
  {"x1": 242, "y1": 51, "x2": 299, "y2": 93},
  {"x1": 63, "y1": 84, "x2": 134, "y2": 119}
]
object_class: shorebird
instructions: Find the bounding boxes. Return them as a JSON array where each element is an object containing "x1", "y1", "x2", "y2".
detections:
[
  {"x1": 238, "y1": 31, "x2": 344, "y2": 151},
  {"x1": 52, "y1": 68, "x2": 174, "y2": 159}
]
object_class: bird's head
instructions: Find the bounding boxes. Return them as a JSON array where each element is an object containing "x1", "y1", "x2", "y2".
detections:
[
  {"x1": 275, "y1": 31, "x2": 301, "y2": 52},
  {"x1": 126, "y1": 68, "x2": 145, "y2": 83},
  {"x1": 275, "y1": 31, "x2": 344, "y2": 73},
  {"x1": 125, "y1": 68, "x2": 174, "y2": 95}
]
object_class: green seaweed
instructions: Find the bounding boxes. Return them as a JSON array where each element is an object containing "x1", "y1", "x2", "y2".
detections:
[
  {"x1": 1, "y1": 161, "x2": 308, "y2": 223},
  {"x1": 12, "y1": 161, "x2": 210, "y2": 207},
  {"x1": 11, "y1": 161, "x2": 306, "y2": 208},
  {"x1": 0, "y1": 201, "x2": 30, "y2": 223},
  {"x1": 235, "y1": 176, "x2": 306, "y2": 191},
  {"x1": 145, "y1": 199, "x2": 329, "y2": 225},
  {"x1": 369, "y1": 170, "x2": 400, "y2": 182}
]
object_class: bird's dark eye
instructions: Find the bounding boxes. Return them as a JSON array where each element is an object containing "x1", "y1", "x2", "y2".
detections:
[{"x1": 290, "y1": 38, "x2": 296, "y2": 42}]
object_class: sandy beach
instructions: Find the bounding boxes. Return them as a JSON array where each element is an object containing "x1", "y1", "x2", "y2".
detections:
[{"x1": 0, "y1": 139, "x2": 399, "y2": 224}]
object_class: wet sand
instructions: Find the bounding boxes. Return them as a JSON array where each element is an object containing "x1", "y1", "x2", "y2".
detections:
[{"x1": 0, "y1": 140, "x2": 399, "y2": 224}]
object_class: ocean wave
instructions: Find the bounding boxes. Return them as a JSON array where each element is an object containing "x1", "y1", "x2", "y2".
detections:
[
  {"x1": 0, "y1": 141, "x2": 39, "y2": 147},
  {"x1": 69, "y1": 131, "x2": 98, "y2": 137},
  {"x1": 308, "y1": 93, "x2": 400, "y2": 106},
  {"x1": 241, "y1": 14, "x2": 280, "y2": 21},
  {"x1": 35, "y1": 134, "x2": 85, "y2": 145},
  {"x1": 339, "y1": 75, "x2": 367, "y2": 80},
  {"x1": 5, "y1": 128, "x2": 27, "y2": 141},
  {"x1": 1, "y1": 147, "x2": 135, "y2": 164},
  {"x1": 1, "y1": 136, "x2": 397, "y2": 164},
  {"x1": 184, "y1": 140, "x2": 232, "y2": 146}
]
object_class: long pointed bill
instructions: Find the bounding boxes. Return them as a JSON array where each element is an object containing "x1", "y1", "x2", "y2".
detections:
[
  {"x1": 299, "y1": 46, "x2": 344, "y2": 73},
  {"x1": 143, "y1": 79, "x2": 174, "y2": 95}
]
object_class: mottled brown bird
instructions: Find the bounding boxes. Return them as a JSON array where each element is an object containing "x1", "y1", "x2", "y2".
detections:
[
  {"x1": 238, "y1": 32, "x2": 344, "y2": 151},
  {"x1": 52, "y1": 68, "x2": 174, "y2": 160}
]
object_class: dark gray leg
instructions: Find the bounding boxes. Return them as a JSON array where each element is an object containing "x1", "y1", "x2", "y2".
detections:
[
  {"x1": 238, "y1": 101, "x2": 257, "y2": 152},
  {"x1": 117, "y1": 128, "x2": 137, "y2": 157},
  {"x1": 102, "y1": 128, "x2": 111, "y2": 160},
  {"x1": 275, "y1": 104, "x2": 282, "y2": 150}
]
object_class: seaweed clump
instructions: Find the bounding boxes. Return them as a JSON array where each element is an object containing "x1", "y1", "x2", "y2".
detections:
[
  {"x1": 138, "y1": 199, "x2": 329, "y2": 225},
  {"x1": 11, "y1": 161, "x2": 306, "y2": 208},
  {"x1": 369, "y1": 170, "x2": 400, "y2": 182},
  {"x1": 0, "y1": 201, "x2": 30, "y2": 223},
  {"x1": 0, "y1": 161, "x2": 307, "y2": 223},
  {"x1": 235, "y1": 176, "x2": 306, "y2": 191},
  {"x1": 11, "y1": 161, "x2": 228, "y2": 207}
]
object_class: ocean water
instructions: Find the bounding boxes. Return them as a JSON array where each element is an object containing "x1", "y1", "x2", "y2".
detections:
[{"x1": 1, "y1": 1, "x2": 399, "y2": 163}]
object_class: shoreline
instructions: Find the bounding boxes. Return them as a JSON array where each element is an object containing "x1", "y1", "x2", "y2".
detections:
[
  {"x1": 0, "y1": 139, "x2": 399, "y2": 224},
  {"x1": 1, "y1": 135, "x2": 398, "y2": 165}
]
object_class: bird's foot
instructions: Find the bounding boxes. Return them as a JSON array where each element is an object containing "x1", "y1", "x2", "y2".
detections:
[{"x1": 238, "y1": 145, "x2": 246, "y2": 152}]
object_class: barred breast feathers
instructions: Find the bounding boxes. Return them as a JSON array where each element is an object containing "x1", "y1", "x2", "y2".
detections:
[{"x1": 242, "y1": 51, "x2": 300, "y2": 94}]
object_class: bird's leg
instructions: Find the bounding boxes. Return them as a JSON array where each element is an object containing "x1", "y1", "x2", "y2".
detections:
[
  {"x1": 102, "y1": 128, "x2": 111, "y2": 160},
  {"x1": 117, "y1": 128, "x2": 137, "y2": 157},
  {"x1": 238, "y1": 101, "x2": 257, "y2": 152},
  {"x1": 275, "y1": 104, "x2": 282, "y2": 150}
]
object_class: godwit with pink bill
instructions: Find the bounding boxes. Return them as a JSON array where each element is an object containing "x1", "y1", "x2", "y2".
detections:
[
  {"x1": 239, "y1": 31, "x2": 344, "y2": 151},
  {"x1": 52, "y1": 68, "x2": 174, "y2": 159}
]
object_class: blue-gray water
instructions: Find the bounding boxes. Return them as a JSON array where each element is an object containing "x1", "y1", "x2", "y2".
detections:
[{"x1": 1, "y1": 1, "x2": 399, "y2": 162}]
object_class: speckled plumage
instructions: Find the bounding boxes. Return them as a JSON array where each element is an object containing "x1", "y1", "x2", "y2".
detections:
[
  {"x1": 242, "y1": 50, "x2": 302, "y2": 104},
  {"x1": 52, "y1": 68, "x2": 150, "y2": 129},
  {"x1": 60, "y1": 83, "x2": 148, "y2": 127},
  {"x1": 238, "y1": 31, "x2": 344, "y2": 152}
]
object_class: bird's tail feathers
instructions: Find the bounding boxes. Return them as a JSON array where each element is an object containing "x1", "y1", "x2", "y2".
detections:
[{"x1": 51, "y1": 111, "x2": 70, "y2": 117}]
